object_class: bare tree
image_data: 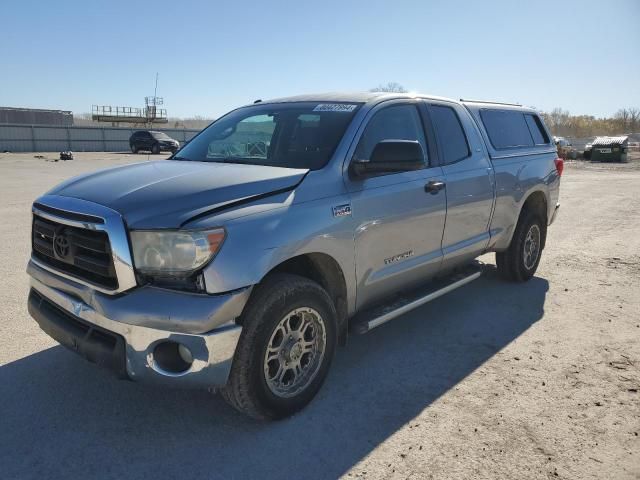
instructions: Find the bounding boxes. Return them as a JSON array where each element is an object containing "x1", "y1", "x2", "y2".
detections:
[
  {"x1": 370, "y1": 82, "x2": 408, "y2": 93},
  {"x1": 541, "y1": 108, "x2": 571, "y2": 136},
  {"x1": 627, "y1": 107, "x2": 639, "y2": 132},
  {"x1": 614, "y1": 108, "x2": 630, "y2": 132}
]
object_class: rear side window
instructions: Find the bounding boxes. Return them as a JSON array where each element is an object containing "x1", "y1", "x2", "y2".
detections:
[
  {"x1": 524, "y1": 114, "x2": 550, "y2": 145},
  {"x1": 429, "y1": 105, "x2": 470, "y2": 164},
  {"x1": 481, "y1": 110, "x2": 535, "y2": 149}
]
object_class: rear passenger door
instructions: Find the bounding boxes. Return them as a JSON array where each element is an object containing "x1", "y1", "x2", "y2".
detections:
[
  {"x1": 426, "y1": 101, "x2": 495, "y2": 270},
  {"x1": 346, "y1": 100, "x2": 446, "y2": 310},
  {"x1": 143, "y1": 132, "x2": 154, "y2": 149}
]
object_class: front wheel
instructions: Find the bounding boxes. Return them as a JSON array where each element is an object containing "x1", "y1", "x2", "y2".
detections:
[
  {"x1": 222, "y1": 273, "x2": 337, "y2": 420},
  {"x1": 151, "y1": 143, "x2": 161, "y2": 154},
  {"x1": 496, "y1": 211, "x2": 545, "y2": 282}
]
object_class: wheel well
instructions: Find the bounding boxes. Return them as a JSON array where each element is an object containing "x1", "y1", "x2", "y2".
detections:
[
  {"x1": 265, "y1": 253, "x2": 349, "y2": 345},
  {"x1": 520, "y1": 191, "x2": 548, "y2": 248}
]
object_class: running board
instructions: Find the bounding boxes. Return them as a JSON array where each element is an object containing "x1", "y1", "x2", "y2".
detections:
[{"x1": 351, "y1": 267, "x2": 482, "y2": 335}]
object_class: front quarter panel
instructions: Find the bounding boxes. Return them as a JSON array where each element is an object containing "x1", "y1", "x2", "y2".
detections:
[{"x1": 196, "y1": 191, "x2": 357, "y2": 314}]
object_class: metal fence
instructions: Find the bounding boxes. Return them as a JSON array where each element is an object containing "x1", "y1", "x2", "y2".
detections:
[{"x1": 0, "y1": 124, "x2": 201, "y2": 152}]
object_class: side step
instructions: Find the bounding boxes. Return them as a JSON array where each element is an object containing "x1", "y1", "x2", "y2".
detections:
[{"x1": 350, "y1": 265, "x2": 482, "y2": 335}]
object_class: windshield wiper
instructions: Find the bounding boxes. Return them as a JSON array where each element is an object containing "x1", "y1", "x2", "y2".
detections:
[
  {"x1": 172, "y1": 155, "x2": 264, "y2": 164},
  {"x1": 207, "y1": 156, "x2": 258, "y2": 164}
]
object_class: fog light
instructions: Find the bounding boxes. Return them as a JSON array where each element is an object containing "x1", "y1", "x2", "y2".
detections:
[
  {"x1": 153, "y1": 341, "x2": 193, "y2": 374},
  {"x1": 178, "y1": 343, "x2": 193, "y2": 364}
]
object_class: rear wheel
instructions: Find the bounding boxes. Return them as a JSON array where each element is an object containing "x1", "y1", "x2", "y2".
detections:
[
  {"x1": 496, "y1": 211, "x2": 545, "y2": 282},
  {"x1": 222, "y1": 273, "x2": 337, "y2": 420},
  {"x1": 130, "y1": 144, "x2": 138, "y2": 154}
]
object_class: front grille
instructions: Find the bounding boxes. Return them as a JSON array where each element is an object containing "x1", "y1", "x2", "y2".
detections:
[{"x1": 32, "y1": 215, "x2": 118, "y2": 289}]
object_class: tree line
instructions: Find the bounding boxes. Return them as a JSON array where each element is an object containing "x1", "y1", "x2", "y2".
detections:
[{"x1": 537, "y1": 108, "x2": 639, "y2": 138}]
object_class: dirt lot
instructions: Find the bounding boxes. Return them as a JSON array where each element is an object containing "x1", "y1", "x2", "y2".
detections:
[{"x1": 0, "y1": 152, "x2": 638, "y2": 480}]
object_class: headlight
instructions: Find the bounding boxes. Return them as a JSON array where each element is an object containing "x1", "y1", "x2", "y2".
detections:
[{"x1": 130, "y1": 228, "x2": 225, "y2": 276}]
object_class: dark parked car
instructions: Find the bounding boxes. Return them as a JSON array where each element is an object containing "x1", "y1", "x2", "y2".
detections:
[{"x1": 129, "y1": 130, "x2": 179, "y2": 154}]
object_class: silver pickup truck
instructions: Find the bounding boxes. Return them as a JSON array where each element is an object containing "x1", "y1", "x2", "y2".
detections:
[{"x1": 27, "y1": 92, "x2": 562, "y2": 419}]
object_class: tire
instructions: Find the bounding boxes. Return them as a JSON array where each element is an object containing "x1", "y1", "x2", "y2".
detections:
[
  {"x1": 222, "y1": 273, "x2": 337, "y2": 420},
  {"x1": 151, "y1": 143, "x2": 161, "y2": 154},
  {"x1": 130, "y1": 144, "x2": 138, "y2": 154},
  {"x1": 496, "y1": 211, "x2": 545, "y2": 282}
]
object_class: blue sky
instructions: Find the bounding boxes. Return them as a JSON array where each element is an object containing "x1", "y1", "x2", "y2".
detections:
[{"x1": 2, "y1": 0, "x2": 638, "y2": 118}]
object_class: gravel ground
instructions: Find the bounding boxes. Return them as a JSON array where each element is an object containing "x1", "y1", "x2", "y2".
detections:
[{"x1": 0, "y1": 152, "x2": 638, "y2": 480}]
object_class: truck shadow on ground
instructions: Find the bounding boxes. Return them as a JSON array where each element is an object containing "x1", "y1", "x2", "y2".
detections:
[{"x1": 0, "y1": 266, "x2": 548, "y2": 480}]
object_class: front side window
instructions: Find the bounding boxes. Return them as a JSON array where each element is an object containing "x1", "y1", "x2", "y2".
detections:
[
  {"x1": 429, "y1": 105, "x2": 470, "y2": 164},
  {"x1": 175, "y1": 102, "x2": 361, "y2": 170},
  {"x1": 354, "y1": 104, "x2": 427, "y2": 163}
]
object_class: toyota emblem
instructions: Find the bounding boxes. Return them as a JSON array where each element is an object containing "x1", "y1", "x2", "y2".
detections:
[{"x1": 53, "y1": 232, "x2": 70, "y2": 258}]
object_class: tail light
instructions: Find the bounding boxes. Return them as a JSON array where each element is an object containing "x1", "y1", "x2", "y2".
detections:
[{"x1": 554, "y1": 158, "x2": 564, "y2": 177}]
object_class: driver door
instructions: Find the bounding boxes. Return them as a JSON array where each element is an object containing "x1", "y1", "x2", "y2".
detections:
[{"x1": 346, "y1": 100, "x2": 446, "y2": 310}]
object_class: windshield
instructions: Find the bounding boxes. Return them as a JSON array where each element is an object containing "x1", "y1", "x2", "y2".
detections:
[
  {"x1": 151, "y1": 131, "x2": 172, "y2": 140},
  {"x1": 173, "y1": 102, "x2": 361, "y2": 170}
]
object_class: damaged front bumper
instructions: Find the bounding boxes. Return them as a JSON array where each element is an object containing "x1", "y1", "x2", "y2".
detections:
[{"x1": 27, "y1": 261, "x2": 249, "y2": 388}]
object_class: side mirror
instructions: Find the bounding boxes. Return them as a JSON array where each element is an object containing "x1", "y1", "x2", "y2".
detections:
[{"x1": 351, "y1": 140, "x2": 425, "y2": 177}]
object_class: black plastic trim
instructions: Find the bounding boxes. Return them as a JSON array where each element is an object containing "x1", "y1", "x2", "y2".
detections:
[{"x1": 28, "y1": 289, "x2": 128, "y2": 378}]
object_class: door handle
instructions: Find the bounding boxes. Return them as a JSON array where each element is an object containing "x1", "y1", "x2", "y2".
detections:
[{"x1": 425, "y1": 180, "x2": 445, "y2": 194}]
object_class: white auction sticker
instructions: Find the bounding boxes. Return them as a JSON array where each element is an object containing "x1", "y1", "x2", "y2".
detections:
[{"x1": 312, "y1": 104, "x2": 358, "y2": 112}]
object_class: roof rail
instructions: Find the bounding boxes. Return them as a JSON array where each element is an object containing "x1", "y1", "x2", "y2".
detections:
[{"x1": 459, "y1": 99, "x2": 522, "y2": 107}]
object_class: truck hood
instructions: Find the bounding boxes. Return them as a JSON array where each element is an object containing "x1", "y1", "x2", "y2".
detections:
[{"x1": 48, "y1": 160, "x2": 308, "y2": 228}]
